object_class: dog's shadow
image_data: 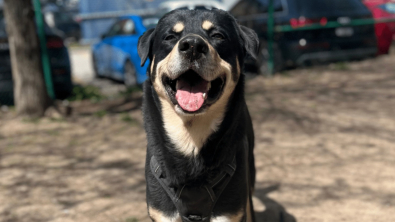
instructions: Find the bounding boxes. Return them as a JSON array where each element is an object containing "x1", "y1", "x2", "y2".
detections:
[{"x1": 254, "y1": 184, "x2": 297, "y2": 222}]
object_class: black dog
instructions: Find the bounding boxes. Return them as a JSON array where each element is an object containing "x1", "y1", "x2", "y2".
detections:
[{"x1": 138, "y1": 8, "x2": 259, "y2": 222}]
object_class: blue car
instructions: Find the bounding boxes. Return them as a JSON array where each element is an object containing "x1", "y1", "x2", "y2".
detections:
[{"x1": 92, "y1": 15, "x2": 152, "y2": 86}]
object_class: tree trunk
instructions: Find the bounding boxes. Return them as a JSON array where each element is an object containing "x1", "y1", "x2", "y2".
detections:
[{"x1": 3, "y1": 0, "x2": 50, "y2": 117}]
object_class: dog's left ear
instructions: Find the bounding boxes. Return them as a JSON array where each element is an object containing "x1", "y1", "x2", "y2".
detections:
[
  {"x1": 138, "y1": 28, "x2": 155, "y2": 67},
  {"x1": 239, "y1": 25, "x2": 259, "y2": 60}
]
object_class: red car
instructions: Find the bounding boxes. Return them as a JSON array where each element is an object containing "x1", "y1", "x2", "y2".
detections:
[{"x1": 362, "y1": 0, "x2": 395, "y2": 54}]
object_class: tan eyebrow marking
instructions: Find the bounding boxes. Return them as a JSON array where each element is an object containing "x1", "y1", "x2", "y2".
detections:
[
  {"x1": 150, "y1": 55, "x2": 155, "y2": 74},
  {"x1": 173, "y1": 22, "x2": 185, "y2": 33},
  {"x1": 202, "y1": 20, "x2": 214, "y2": 30}
]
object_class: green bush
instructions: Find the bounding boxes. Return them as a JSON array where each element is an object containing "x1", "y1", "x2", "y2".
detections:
[
  {"x1": 67, "y1": 85, "x2": 106, "y2": 102},
  {"x1": 125, "y1": 218, "x2": 138, "y2": 222}
]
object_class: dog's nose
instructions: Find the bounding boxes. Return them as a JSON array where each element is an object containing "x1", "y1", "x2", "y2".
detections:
[{"x1": 178, "y1": 36, "x2": 208, "y2": 60}]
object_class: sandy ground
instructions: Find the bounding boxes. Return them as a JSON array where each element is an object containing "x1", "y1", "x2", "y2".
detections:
[{"x1": 1, "y1": 51, "x2": 395, "y2": 222}]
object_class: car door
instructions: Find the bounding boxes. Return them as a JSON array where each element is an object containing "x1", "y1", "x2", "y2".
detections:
[
  {"x1": 109, "y1": 19, "x2": 138, "y2": 80},
  {"x1": 95, "y1": 20, "x2": 123, "y2": 77}
]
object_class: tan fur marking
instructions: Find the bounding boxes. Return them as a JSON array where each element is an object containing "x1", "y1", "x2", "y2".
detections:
[
  {"x1": 150, "y1": 55, "x2": 155, "y2": 74},
  {"x1": 159, "y1": 96, "x2": 226, "y2": 156},
  {"x1": 153, "y1": 41, "x2": 181, "y2": 99},
  {"x1": 148, "y1": 207, "x2": 181, "y2": 222},
  {"x1": 173, "y1": 22, "x2": 184, "y2": 33},
  {"x1": 246, "y1": 196, "x2": 252, "y2": 222},
  {"x1": 212, "y1": 210, "x2": 244, "y2": 222},
  {"x1": 153, "y1": 34, "x2": 239, "y2": 157},
  {"x1": 202, "y1": 20, "x2": 214, "y2": 30},
  {"x1": 236, "y1": 56, "x2": 240, "y2": 80}
]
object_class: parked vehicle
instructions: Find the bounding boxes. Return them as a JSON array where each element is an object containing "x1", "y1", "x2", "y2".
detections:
[
  {"x1": 91, "y1": 15, "x2": 152, "y2": 86},
  {"x1": 157, "y1": 0, "x2": 226, "y2": 16},
  {"x1": 43, "y1": 3, "x2": 81, "y2": 41},
  {"x1": 0, "y1": 11, "x2": 72, "y2": 105},
  {"x1": 362, "y1": 0, "x2": 395, "y2": 54},
  {"x1": 230, "y1": 0, "x2": 378, "y2": 73}
]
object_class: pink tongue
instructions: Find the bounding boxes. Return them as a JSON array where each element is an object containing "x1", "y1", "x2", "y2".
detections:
[{"x1": 175, "y1": 79, "x2": 208, "y2": 112}]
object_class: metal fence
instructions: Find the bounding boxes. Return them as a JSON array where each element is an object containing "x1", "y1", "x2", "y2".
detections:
[
  {"x1": 265, "y1": 0, "x2": 395, "y2": 75},
  {"x1": 78, "y1": 0, "x2": 164, "y2": 43}
]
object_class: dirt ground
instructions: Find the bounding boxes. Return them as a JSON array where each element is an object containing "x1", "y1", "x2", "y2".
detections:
[{"x1": 1, "y1": 51, "x2": 395, "y2": 222}]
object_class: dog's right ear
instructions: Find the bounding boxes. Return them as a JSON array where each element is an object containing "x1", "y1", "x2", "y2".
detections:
[{"x1": 138, "y1": 28, "x2": 155, "y2": 67}]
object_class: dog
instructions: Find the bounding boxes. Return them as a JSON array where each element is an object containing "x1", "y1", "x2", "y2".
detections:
[{"x1": 138, "y1": 8, "x2": 259, "y2": 222}]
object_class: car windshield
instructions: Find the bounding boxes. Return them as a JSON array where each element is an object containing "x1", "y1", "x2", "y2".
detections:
[
  {"x1": 0, "y1": 21, "x2": 6, "y2": 37},
  {"x1": 143, "y1": 17, "x2": 159, "y2": 30},
  {"x1": 297, "y1": 0, "x2": 366, "y2": 13},
  {"x1": 231, "y1": 0, "x2": 284, "y2": 17},
  {"x1": 0, "y1": 11, "x2": 7, "y2": 38}
]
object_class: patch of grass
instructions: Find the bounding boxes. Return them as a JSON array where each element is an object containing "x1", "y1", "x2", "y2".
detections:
[
  {"x1": 120, "y1": 113, "x2": 138, "y2": 125},
  {"x1": 0, "y1": 105, "x2": 14, "y2": 112},
  {"x1": 47, "y1": 130, "x2": 60, "y2": 136},
  {"x1": 125, "y1": 218, "x2": 138, "y2": 222},
  {"x1": 5, "y1": 143, "x2": 14, "y2": 152},
  {"x1": 22, "y1": 117, "x2": 41, "y2": 124},
  {"x1": 118, "y1": 86, "x2": 142, "y2": 97},
  {"x1": 331, "y1": 62, "x2": 349, "y2": 71},
  {"x1": 67, "y1": 85, "x2": 106, "y2": 103},
  {"x1": 68, "y1": 139, "x2": 78, "y2": 147},
  {"x1": 280, "y1": 71, "x2": 290, "y2": 77},
  {"x1": 49, "y1": 117, "x2": 66, "y2": 122},
  {"x1": 94, "y1": 110, "x2": 107, "y2": 118}
]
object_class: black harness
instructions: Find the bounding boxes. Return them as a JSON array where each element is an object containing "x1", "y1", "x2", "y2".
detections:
[{"x1": 150, "y1": 156, "x2": 236, "y2": 222}]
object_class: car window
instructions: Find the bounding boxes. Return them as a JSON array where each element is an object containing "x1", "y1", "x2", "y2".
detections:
[
  {"x1": 121, "y1": 19, "x2": 136, "y2": 35},
  {"x1": 0, "y1": 11, "x2": 6, "y2": 38},
  {"x1": 143, "y1": 17, "x2": 159, "y2": 30},
  {"x1": 231, "y1": 0, "x2": 284, "y2": 17},
  {"x1": 195, "y1": 6, "x2": 209, "y2": 10},
  {"x1": 296, "y1": 0, "x2": 365, "y2": 13},
  {"x1": 0, "y1": 10, "x2": 57, "y2": 37},
  {"x1": 106, "y1": 20, "x2": 125, "y2": 37},
  {"x1": 54, "y1": 12, "x2": 73, "y2": 23},
  {"x1": 0, "y1": 19, "x2": 6, "y2": 38}
]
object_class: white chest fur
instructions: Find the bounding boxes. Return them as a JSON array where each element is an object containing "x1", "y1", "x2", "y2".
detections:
[{"x1": 160, "y1": 97, "x2": 224, "y2": 157}]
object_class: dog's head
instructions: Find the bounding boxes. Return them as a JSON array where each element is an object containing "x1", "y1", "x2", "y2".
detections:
[{"x1": 138, "y1": 9, "x2": 258, "y2": 116}]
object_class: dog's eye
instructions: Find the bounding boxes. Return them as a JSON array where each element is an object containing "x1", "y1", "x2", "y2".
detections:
[
  {"x1": 211, "y1": 33, "x2": 225, "y2": 40},
  {"x1": 164, "y1": 35, "x2": 176, "y2": 41}
]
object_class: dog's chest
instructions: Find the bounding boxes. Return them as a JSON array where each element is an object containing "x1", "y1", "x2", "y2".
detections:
[
  {"x1": 161, "y1": 98, "x2": 224, "y2": 156},
  {"x1": 148, "y1": 207, "x2": 244, "y2": 222}
]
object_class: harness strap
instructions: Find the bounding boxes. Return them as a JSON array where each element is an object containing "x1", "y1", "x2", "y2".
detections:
[{"x1": 150, "y1": 156, "x2": 236, "y2": 222}]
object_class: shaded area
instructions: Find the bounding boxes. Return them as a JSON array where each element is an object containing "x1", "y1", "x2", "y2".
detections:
[
  {"x1": 255, "y1": 184, "x2": 297, "y2": 222},
  {"x1": 1, "y1": 51, "x2": 395, "y2": 221}
]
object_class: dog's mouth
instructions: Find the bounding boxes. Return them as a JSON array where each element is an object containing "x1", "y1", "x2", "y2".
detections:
[{"x1": 163, "y1": 70, "x2": 226, "y2": 114}]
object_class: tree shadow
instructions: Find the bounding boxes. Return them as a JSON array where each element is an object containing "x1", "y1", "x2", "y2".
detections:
[
  {"x1": 68, "y1": 95, "x2": 143, "y2": 116},
  {"x1": 254, "y1": 184, "x2": 297, "y2": 222}
]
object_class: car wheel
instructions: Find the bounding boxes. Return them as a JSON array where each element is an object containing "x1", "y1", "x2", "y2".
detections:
[
  {"x1": 256, "y1": 42, "x2": 284, "y2": 75},
  {"x1": 124, "y1": 61, "x2": 137, "y2": 87},
  {"x1": 92, "y1": 54, "x2": 103, "y2": 79}
]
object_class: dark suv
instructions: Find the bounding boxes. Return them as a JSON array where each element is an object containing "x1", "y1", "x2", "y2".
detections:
[
  {"x1": 0, "y1": 11, "x2": 72, "y2": 105},
  {"x1": 230, "y1": 0, "x2": 377, "y2": 73}
]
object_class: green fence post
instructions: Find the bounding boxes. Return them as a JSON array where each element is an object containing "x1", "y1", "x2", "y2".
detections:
[
  {"x1": 267, "y1": 0, "x2": 275, "y2": 76},
  {"x1": 33, "y1": 0, "x2": 55, "y2": 99}
]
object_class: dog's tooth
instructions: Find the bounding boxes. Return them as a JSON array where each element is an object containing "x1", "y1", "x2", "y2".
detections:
[
  {"x1": 203, "y1": 93, "x2": 206, "y2": 99},
  {"x1": 207, "y1": 82, "x2": 211, "y2": 90},
  {"x1": 176, "y1": 80, "x2": 180, "y2": 90}
]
